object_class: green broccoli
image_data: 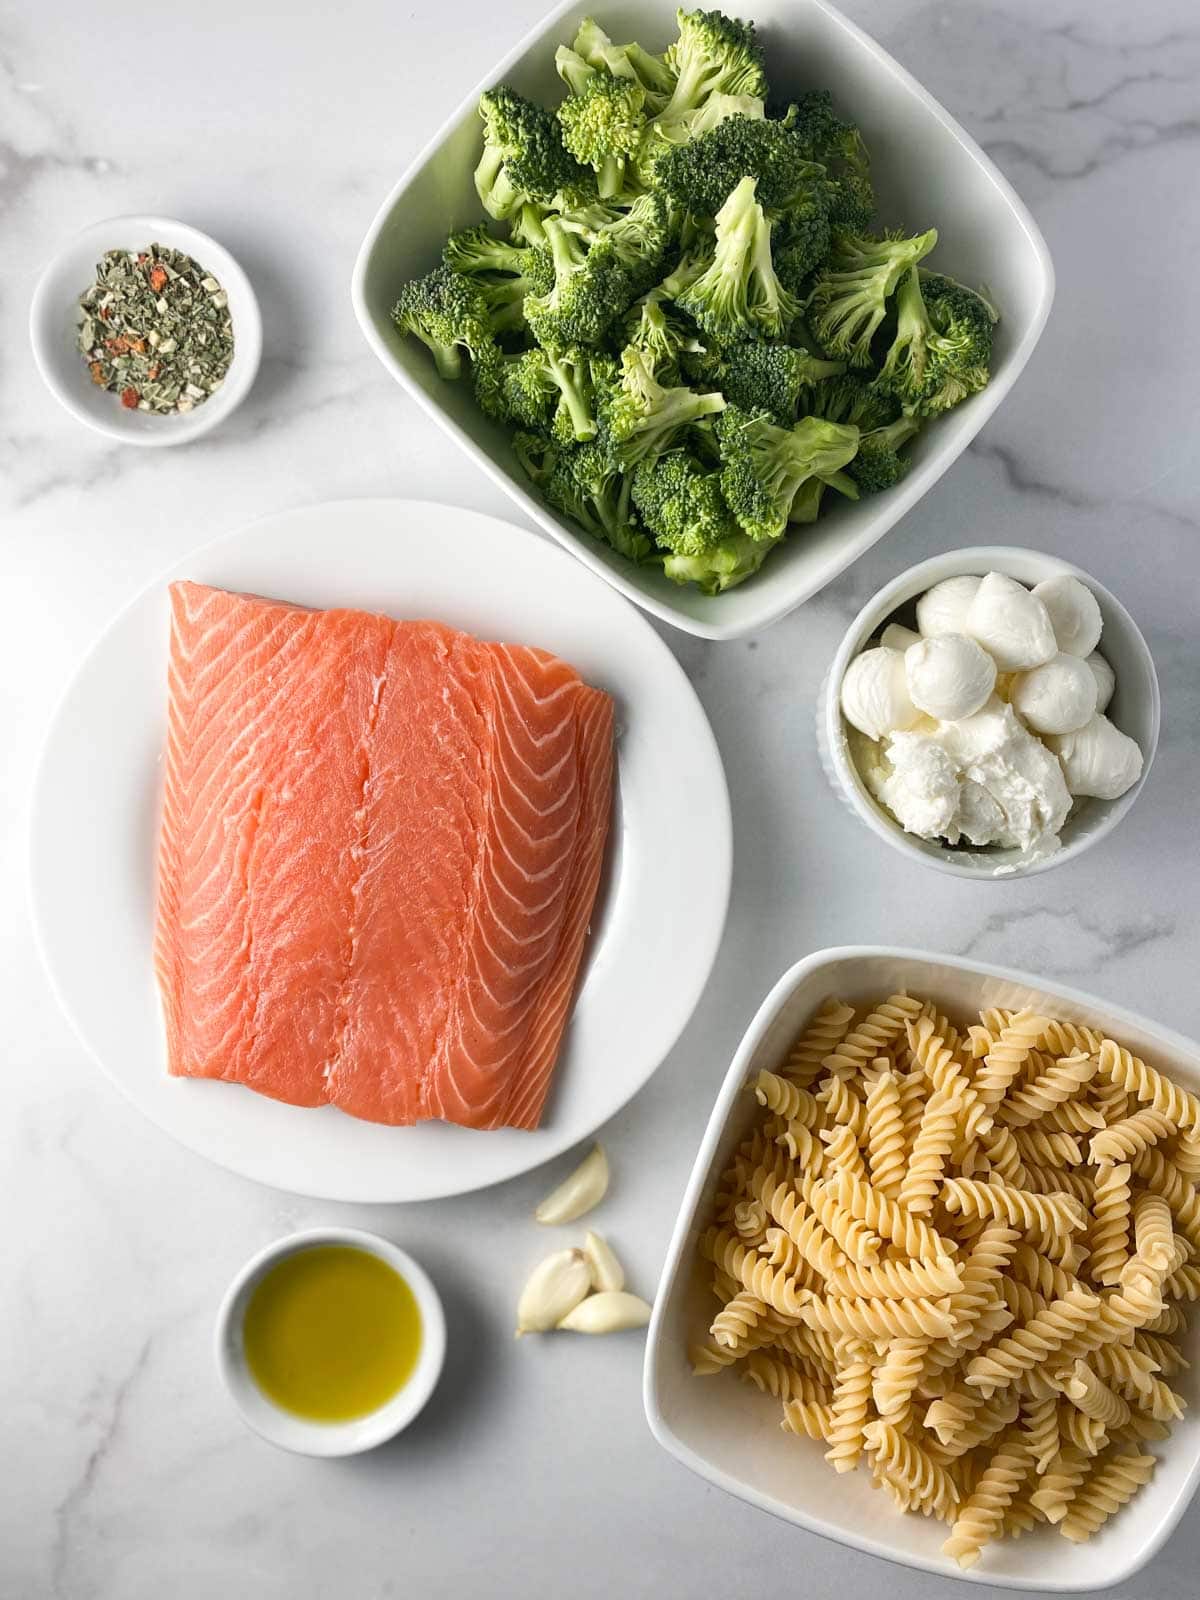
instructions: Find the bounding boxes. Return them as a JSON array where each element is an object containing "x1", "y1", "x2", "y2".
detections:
[
  {"x1": 676, "y1": 175, "x2": 800, "y2": 340},
  {"x1": 846, "y1": 413, "x2": 921, "y2": 492},
  {"x1": 653, "y1": 114, "x2": 826, "y2": 217},
  {"x1": 773, "y1": 192, "x2": 833, "y2": 297},
  {"x1": 783, "y1": 90, "x2": 875, "y2": 231},
  {"x1": 630, "y1": 449, "x2": 738, "y2": 555},
  {"x1": 805, "y1": 227, "x2": 938, "y2": 366},
  {"x1": 557, "y1": 72, "x2": 647, "y2": 199},
  {"x1": 475, "y1": 86, "x2": 595, "y2": 218},
  {"x1": 662, "y1": 530, "x2": 778, "y2": 592},
  {"x1": 911, "y1": 271, "x2": 997, "y2": 414},
  {"x1": 715, "y1": 341, "x2": 846, "y2": 424},
  {"x1": 571, "y1": 16, "x2": 676, "y2": 111},
  {"x1": 716, "y1": 404, "x2": 860, "y2": 539},
  {"x1": 443, "y1": 224, "x2": 544, "y2": 280},
  {"x1": 653, "y1": 9, "x2": 767, "y2": 139},
  {"x1": 543, "y1": 440, "x2": 653, "y2": 561},
  {"x1": 594, "y1": 191, "x2": 672, "y2": 294},
  {"x1": 477, "y1": 347, "x2": 557, "y2": 426},
  {"x1": 604, "y1": 345, "x2": 726, "y2": 463},
  {"x1": 512, "y1": 429, "x2": 559, "y2": 484},
  {"x1": 392, "y1": 266, "x2": 498, "y2": 381},
  {"x1": 524, "y1": 215, "x2": 631, "y2": 347},
  {"x1": 804, "y1": 370, "x2": 900, "y2": 430},
  {"x1": 624, "y1": 296, "x2": 705, "y2": 380}
]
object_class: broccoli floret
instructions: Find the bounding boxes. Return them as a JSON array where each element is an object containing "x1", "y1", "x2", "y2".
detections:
[
  {"x1": 478, "y1": 348, "x2": 557, "y2": 427},
  {"x1": 653, "y1": 114, "x2": 825, "y2": 216},
  {"x1": 783, "y1": 90, "x2": 875, "y2": 231},
  {"x1": 676, "y1": 175, "x2": 800, "y2": 340},
  {"x1": 805, "y1": 227, "x2": 938, "y2": 366},
  {"x1": 571, "y1": 17, "x2": 676, "y2": 112},
  {"x1": 654, "y1": 9, "x2": 767, "y2": 140},
  {"x1": 630, "y1": 449, "x2": 738, "y2": 556},
  {"x1": 663, "y1": 530, "x2": 777, "y2": 593},
  {"x1": 444, "y1": 226, "x2": 555, "y2": 338},
  {"x1": 803, "y1": 371, "x2": 900, "y2": 430},
  {"x1": 543, "y1": 345, "x2": 606, "y2": 441},
  {"x1": 846, "y1": 413, "x2": 921, "y2": 493},
  {"x1": 716, "y1": 404, "x2": 860, "y2": 539},
  {"x1": 675, "y1": 91, "x2": 765, "y2": 140},
  {"x1": 543, "y1": 440, "x2": 652, "y2": 561},
  {"x1": 392, "y1": 266, "x2": 498, "y2": 381},
  {"x1": 595, "y1": 191, "x2": 673, "y2": 294},
  {"x1": 773, "y1": 192, "x2": 833, "y2": 298},
  {"x1": 512, "y1": 429, "x2": 559, "y2": 484},
  {"x1": 604, "y1": 345, "x2": 726, "y2": 464},
  {"x1": 508, "y1": 202, "x2": 551, "y2": 249},
  {"x1": 624, "y1": 296, "x2": 705, "y2": 380},
  {"x1": 875, "y1": 269, "x2": 996, "y2": 415},
  {"x1": 475, "y1": 86, "x2": 595, "y2": 218},
  {"x1": 524, "y1": 215, "x2": 630, "y2": 347},
  {"x1": 715, "y1": 341, "x2": 847, "y2": 424},
  {"x1": 557, "y1": 73, "x2": 647, "y2": 199}
]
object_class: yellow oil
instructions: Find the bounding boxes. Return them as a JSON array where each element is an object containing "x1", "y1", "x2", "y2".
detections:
[{"x1": 243, "y1": 1245, "x2": 422, "y2": 1422}]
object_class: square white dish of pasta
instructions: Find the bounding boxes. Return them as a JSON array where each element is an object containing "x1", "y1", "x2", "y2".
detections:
[{"x1": 644, "y1": 947, "x2": 1200, "y2": 1591}]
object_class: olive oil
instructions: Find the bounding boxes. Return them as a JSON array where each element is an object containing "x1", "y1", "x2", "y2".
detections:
[{"x1": 243, "y1": 1246, "x2": 422, "y2": 1422}]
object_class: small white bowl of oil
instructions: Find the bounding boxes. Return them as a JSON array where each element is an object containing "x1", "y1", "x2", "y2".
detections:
[{"x1": 215, "y1": 1227, "x2": 446, "y2": 1456}]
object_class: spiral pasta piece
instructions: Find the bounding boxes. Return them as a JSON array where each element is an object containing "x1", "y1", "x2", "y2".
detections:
[
  {"x1": 1040, "y1": 1020, "x2": 1105, "y2": 1057},
  {"x1": 830, "y1": 1253, "x2": 961, "y2": 1301},
  {"x1": 872, "y1": 1336, "x2": 927, "y2": 1424},
  {"x1": 775, "y1": 1119, "x2": 824, "y2": 1172},
  {"x1": 1130, "y1": 1146, "x2": 1200, "y2": 1248},
  {"x1": 1012, "y1": 1127, "x2": 1082, "y2": 1167},
  {"x1": 1058, "y1": 1404, "x2": 1108, "y2": 1458},
  {"x1": 1039, "y1": 1097, "x2": 1105, "y2": 1135},
  {"x1": 1089, "y1": 1080, "x2": 1131, "y2": 1126},
  {"x1": 1165, "y1": 1264, "x2": 1200, "y2": 1302},
  {"x1": 977, "y1": 1126, "x2": 1028, "y2": 1186},
  {"x1": 781, "y1": 1399, "x2": 836, "y2": 1440},
  {"x1": 964, "y1": 1285, "x2": 1100, "y2": 1396},
  {"x1": 831, "y1": 1170, "x2": 956, "y2": 1261},
  {"x1": 897, "y1": 1066, "x2": 928, "y2": 1151},
  {"x1": 1090, "y1": 1108, "x2": 1177, "y2": 1164},
  {"x1": 1059, "y1": 1451, "x2": 1156, "y2": 1543},
  {"x1": 1030, "y1": 1445, "x2": 1090, "y2": 1522},
  {"x1": 1086, "y1": 1342, "x2": 1161, "y2": 1399},
  {"x1": 711, "y1": 1289, "x2": 771, "y2": 1350},
  {"x1": 819, "y1": 1072, "x2": 867, "y2": 1138},
  {"x1": 974, "y1": 1011, "x2": 1048, "y2": 1110},
  {"x1": 1088, "y1": 1162, "x2": 1132, "y2": 1286},
  {"x1": 755, "y1": 1173, "x2": 850, "y2": 1280},
  {"x1": 906, "y1": 1016, "x2": 993, "y2": 1142},
  {"x1": 798, "y1": 1290, "x2": 956, "y2": 1341},
  {"x1": 781, "y1": 998, "x2": 856, "y2": 1087},
  {"x1": 1021, "y1": 1394, "x2": 1061, "y2": 1474},
  {"x1": 821, "y1": 993, "x2": 923, "y2": 1080},
  {"x1": 752, "y1": 1070, "x2": 821, "y2": 1127},
  {"x1": 998, "y1": 1052, "x2": 1100, "y2": 1128},
  {"x1": 1121, "y1": 1190, "x2": 1176, "y2": 1284},
  {"x1": 818, "y1": 1122, "x2": 867, "y2": 1183},
  {"x1": 740, "y1": 1350, "x2": 829, "y2": 1404},
  {"x1": 701, "y1": 1228, "x2": 808, "y2": 1319},
  {"x1": 864, "y1": 1070, "x2": 906, "y2": 1201},
  {"x1": 942, "y1": 1178, "x2": 1086, "y2": 1247},
  {"x1": 1059, "y1": 1358, "x2": 1132, "y2": 1431},
  {"x1": 864, "y1": 1419, "x2": 960, "y2": 1519},
  {"x1": 1173, "y1": 1125, "x2": 1200, "y2": 1181},
  {"x1": 731, "y1": 1197, "x2": 768, "y2": 1245},
  {"x1": 897, "y1": 1085, "x2": 960, "y2": 1215},
  {"x1": 823, "y1": 1352, "x2": 873, "y2": 1472},
  {"x1": 926, "y1": 1391, "x2": 1019, "y2": 1458},
  {"x1": 923, "y1": 1223, "x2": 1021, "y2": 1376},
  {"x1": 1098, "y1": 1039, "x2": 1200, "y2": 1130},
  {"x1": 941, "y1": 1435, "x2": 1032, "y2": 1568},
  {"x1": 799, "y1": 1172, "x2": 881, "y2": 1265}
]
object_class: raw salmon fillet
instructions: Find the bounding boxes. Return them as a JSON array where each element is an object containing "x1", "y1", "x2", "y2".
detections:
[{"x1": 154, "y1": 581, "x2": 614, "y2": 1130}]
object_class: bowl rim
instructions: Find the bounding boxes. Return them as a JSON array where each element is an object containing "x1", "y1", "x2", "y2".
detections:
[
  {"x1": 643, "y1": 944, "x2": 1200, "y2": 1591},
  {"x1": 349, "y1": 0, "x2": 1055, "y2": 641},
  {"x1": 822, "y1": 545, "x2": 1161, "y2": 880},
  {"x1": 214, "y1": 1226, "x2": 447, "y2": 1456},
  {"x1": 29, "y1": 212, "x2": 263, "y2": 448}
]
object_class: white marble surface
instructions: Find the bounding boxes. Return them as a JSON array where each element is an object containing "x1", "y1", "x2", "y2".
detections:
[{"x1": 3, "y1": 1, "x2": 1199, "y2": 1595}]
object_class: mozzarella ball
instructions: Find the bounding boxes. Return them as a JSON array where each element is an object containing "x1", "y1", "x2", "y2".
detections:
[
  {"x1": 916, "y1": 576, "x2": 982, "y2": 638},
  {"x1": 1034, "y1": 575, "x2": 1103, "y2": 657},
  {"x1": 965, "y1": 572, "x2": 1057, "y2": 671},
  {"x1": 880, "y1": 622, "x2": 921, "y2": 652},
  {"x1": 1048, "y1": 714, "x2": 1144, "y2": 800},
  {"x1": 1085, "y1": 650, "x2": 1116, "y2": 713},
  {"x1": 1010, "y1": 653, "x2": 1099, "y2": 735},
  {"x1": 840, "y1": 648, "x2": 920, "y2": 741},
  {"x1": 905, "y1": 634, "x2": 997, "y2": 721}
]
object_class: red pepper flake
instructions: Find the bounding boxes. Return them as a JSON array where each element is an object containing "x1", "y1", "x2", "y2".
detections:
[
  {"x1": 104, "y1": 335, "x2": 129, "y2": 354},
  {"x1": 88, "y1": 361, "x2": 105, "y2": 385},
  {"x1": 98, "y1": 305, "x2": 111, "y2": 321},
  {"x1": 137, "y1": 252, "x2": 148, "y2": 264},
  {"x1": 147, "y1": 363, "x2": 161, "y2": 380},
  {"x1": 148, "y1": 264, "x2": 168, "y2": 293},
  {"x1": 120, "y1": 386, "x2": 140, "y2": 409},
  {"x1": 126, "y1": 335, "x2": 147, "y2": 354}
]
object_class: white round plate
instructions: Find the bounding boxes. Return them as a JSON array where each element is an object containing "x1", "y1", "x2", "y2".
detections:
[{"x1": 30, "y1": 500, "x2": 731, "y2": 1202}]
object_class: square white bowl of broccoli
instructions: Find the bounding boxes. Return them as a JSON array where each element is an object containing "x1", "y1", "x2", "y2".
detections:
[{"x1": 352, "y1": 0, "x2": 1054, "y2": 641}]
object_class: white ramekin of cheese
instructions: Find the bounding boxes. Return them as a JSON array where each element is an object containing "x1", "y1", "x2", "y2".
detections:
[{"x1": 819, "y1": 547, "x2": 1159, "y2": 879}]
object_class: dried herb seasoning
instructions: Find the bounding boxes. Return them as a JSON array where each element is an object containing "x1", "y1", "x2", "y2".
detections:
[{"x1": 76, "y1": 244, "x2": 235, "y2": 415}]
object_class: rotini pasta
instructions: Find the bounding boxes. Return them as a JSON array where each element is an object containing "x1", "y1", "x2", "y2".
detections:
[{"x1": 689, "y1": 992, "x2": 1196, "y2": 1569}]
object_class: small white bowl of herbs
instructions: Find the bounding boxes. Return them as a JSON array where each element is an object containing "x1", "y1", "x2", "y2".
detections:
[{"x1": 30, "y1": 214, "x2": 262, "y2": 447}]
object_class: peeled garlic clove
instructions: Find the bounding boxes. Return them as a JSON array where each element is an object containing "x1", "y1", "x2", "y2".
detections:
[
  {"x1": 965, "y1": 572, "x2": 1057, "y2": 671},
  {"x1": 1033, "y1": 575, "x2": 1103, "y2": 658},
  {"x1": 904, "y1": 633, "x2": 996, "y2": 721},
  {"x1": 583, "y1": 1230, "x2": 625, "y2": 1294},
  {"x1": 916, "y1": 575, "x2": 981, "y2": 637},
  {"x1": 1048, "y1": 713, "x2": 1143, "y2": 800},
  {"x1": 880, "y1": 622, "x2": 921, "y2": 652},
  {"x1": 557, "y1": 1291, "x2": 652, "y2": 1333},
  {"x1": 516, "y1": 1248, "x2": 591, "y2": 1335},
  {"x1": 1010, "y1": 652, "x2": 1098, "y2": 735},
  {"x1": 535, "y1": 1143, "x2": 609, "y2": 1225},
  {"x1": 1085, "y1": 650, "x2": 1116, "y2": 713},
  {"x1": 839, "y1": 648, "x2": 920, "y2": 741}
]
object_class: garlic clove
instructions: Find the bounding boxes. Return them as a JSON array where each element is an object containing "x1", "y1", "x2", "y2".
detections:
[
  {"x1": 583, "y1": 1230, "x2": 625, "y2": 1294},
  {"x1": 557, "y1": 1291, "x2": 652, "y2": 1333},
  {"x1": 515, "y1": 1248, "x2": 591, "y2": 1335},
  {"x1": 535, "y1": 1143, "x2": 609, "y2": 1225}
]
